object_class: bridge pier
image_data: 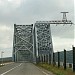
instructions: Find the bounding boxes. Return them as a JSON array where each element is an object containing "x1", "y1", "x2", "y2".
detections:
[
  {"x1": 48, "y1": 54, "x2": 51, "y2": 64},
  {"x1": 44, "y1": 55, "x2": 45, "y2": 63}
]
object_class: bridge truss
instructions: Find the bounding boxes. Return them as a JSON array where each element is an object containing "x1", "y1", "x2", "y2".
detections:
[
  {"x1": 13, "y1": 24, "x2": 33, "y2": 62},
  {"x1": 34, "y1": 23, "x2": 53, "y2": 63},
  {"x1": 34, "y1": 12, "x2": 73, "y2": 63},
  {"x1": 13, "y1": 12, "x2": 73, "y2": 63}
]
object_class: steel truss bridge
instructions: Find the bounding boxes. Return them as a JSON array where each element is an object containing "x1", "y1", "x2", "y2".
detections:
[
  {"x1": 13, "y1": 12, "x2": 73, "y2": 63},
  {"x1": 13, "y1": 23, "x2": 53, "y2": 63}
]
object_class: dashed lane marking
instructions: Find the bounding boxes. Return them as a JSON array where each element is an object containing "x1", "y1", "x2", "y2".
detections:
[{"x1": 1, "y1": 63, "x2": 22, "y2": 75}]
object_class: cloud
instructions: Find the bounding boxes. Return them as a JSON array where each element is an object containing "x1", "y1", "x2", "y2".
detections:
[
  {"x1": 0, "y1": 0, "x2": 23, "y2": 7},
  {"x1": 0, "y1": 0, "x2": 74, "y2": 24},
  {"x1": 0, "y1": 0, "x2": 74, "y2": 57},
  {"x1": 0, "y1": 25, "x2": 13, "y2": 49},
  {"x1": 52, "y1": 36, "x2": 74, "y2": 52},
  {"x1": 0, "y1": 25, "x2": 11, "y2": 31}
]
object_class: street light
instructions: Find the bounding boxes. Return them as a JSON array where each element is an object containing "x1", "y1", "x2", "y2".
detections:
[{"x1": 1, "y1": 51, "x2": 4, "y2": 65}]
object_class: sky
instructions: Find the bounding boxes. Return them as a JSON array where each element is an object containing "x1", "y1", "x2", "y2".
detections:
[{"x1": 0, "y1": 0, "x2": 74, "y2": 58}]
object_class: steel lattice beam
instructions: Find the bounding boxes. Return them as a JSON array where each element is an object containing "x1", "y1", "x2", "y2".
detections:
[
  {"x1": 13, "y1": 24, "x2": 33, "y2": 62},
  {"x1": 34, "y1": 23, "x2": 53, "y2": 64}
]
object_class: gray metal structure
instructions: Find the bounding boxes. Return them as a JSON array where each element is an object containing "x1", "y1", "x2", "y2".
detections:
[
  {"x1": 13, "y1": 23, "x2": 53, "y2": 63},
  {"x1": 13, "y1": 12, "x2": 73, "y2": 63},
  {"x1": 36, "y1": 12, "x2": 73, "y2": 25},
  {"x1": 13, "y1": 24, "x2": 33, "y2": 62},
  {"x1": 34, "y1": 23, "x2": 53, "y2": 63},
  {"x1": 34, "y1": 12, "x2": 73, "y2": 63}
]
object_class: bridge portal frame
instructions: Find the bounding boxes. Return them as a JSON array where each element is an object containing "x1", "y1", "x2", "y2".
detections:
[{"x1": 13, "y1": 24, "x2": 34, "y2": 62}]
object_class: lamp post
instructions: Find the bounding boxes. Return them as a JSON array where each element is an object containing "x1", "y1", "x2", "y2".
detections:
[{"x1": 1, "y1": 51, "x2": 4, "y2": 65}]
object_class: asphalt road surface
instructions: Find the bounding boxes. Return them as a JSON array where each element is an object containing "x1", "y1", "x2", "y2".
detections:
[{"x1": 0, "y1": 63, "x2": 54, "y2": 75}]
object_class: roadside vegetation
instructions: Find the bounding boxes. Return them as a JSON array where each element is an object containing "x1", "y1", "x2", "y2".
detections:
[{"x1": 36, "y1": 63, "x2": 75, "y2": 75}]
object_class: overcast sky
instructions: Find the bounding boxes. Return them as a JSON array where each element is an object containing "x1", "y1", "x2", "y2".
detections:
[{"x1": 0, "y1": 0, "x2": 74, "y2": 58}]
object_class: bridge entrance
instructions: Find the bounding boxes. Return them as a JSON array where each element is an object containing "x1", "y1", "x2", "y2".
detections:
[
  {"x1": 16, "y1": 50, "x2": 32, "y2": 62},
  {"x1": 13, "y1": 24, "x2": 33, "y2": 62}
]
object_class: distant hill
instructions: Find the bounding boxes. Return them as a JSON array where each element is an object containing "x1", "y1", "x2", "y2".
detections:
[
  {"x1": 55, "y1": 50, "x2": 73, "y2": 63},
  {"x1": 0, "y1": 57, "x2": 12, "y2": 63}
]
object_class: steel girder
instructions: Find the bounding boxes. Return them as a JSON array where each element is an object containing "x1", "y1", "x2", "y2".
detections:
[
  {"x1": 34, "y1": 23, "x2": 53, "y2": 61},
  {"x1": 13, "y1": 24, "x2": 33, "y2": 62}
]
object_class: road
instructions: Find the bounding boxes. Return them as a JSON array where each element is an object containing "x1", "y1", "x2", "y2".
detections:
[{"x1": 0, "y1": 63, "x2": 54, "y2": 75}]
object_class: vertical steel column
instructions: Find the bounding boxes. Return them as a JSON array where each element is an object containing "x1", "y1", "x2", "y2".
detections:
[
  {"x1": 41, "y1": 55, "x2": 43, "y2": 63},
  {"x1": 64, "y1": 49, "x2": 66, "y2": 70},
  {"x1": 58, "y1": 52, "x2": 60, "y2": 68},
  {"x1": 48, "y1": 54, "x2": 51, "y2": 64},
  {"x1": 46, "y1": 55, "x2": 48, "y2": 63},
  {"x1": 39, "y1": 55, "x2": 41, "y2": 62},
  {"x1": 53, "y1": 53, "x2": 55, "y2": 66},
  {"x1": 17, "y1": 51, "x2": 18, "y2": 62},
  {"x1": 31, "y1": 24, "x2": 34, "y2": 61},
  {"x1": 38, "y1": 56, "x2": 40, "y2": 63},
  {"x1": 44, "y1": 55, "x2": 45, "y2": 62},
  {"x1": 73, "y1": 47, "x2": 75, "y2": 72},
  {"x1": 42, "y1": 54, "x2": 44, "y2": 63},
  {"x1": 13, "y1": 24, "x2": 16, "y2": 62},
  {"x1": 33, "y1": 26, "x2": 37, "y2": 63},
  {"x1": 36, "y1": 56, "x2": 39, "y2": 64},
  {"x1": 44, "y1": 55, "x2": 46, "y2": 63}
]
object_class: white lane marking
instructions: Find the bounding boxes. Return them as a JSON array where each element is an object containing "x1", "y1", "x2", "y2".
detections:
[
  {"x1": 1, "y1": 63, "x2": 22, "y2": 75},
  {"x1": 35, "y1": 66, "x2": 49, "y2": 75},
  {"x1": 42, "y1": 71, "x2": 49, "y2": 75}
]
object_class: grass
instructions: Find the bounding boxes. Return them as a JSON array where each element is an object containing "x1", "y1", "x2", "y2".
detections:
[{"x1": 36, "y1": 63, "x2": 75, "y2": 75}]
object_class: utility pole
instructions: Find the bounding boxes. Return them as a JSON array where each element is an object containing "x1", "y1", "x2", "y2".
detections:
[{"x1": 1, "y1": 51, "x2": 4, "y2": 65}]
